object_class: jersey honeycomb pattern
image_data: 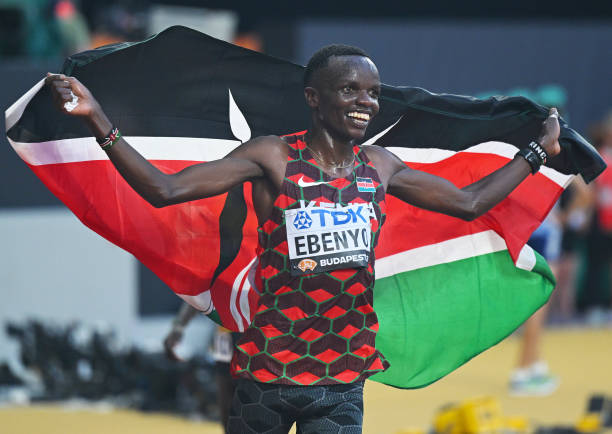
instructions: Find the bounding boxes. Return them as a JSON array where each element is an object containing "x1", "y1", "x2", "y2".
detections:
[{"x1": 230, "y1": 131, "x2": 389, "y2": 385}]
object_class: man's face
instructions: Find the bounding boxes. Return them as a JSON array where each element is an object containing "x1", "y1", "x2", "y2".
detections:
[{"x1": 308, "y1": 55, "x2": 381, "y2": 141}]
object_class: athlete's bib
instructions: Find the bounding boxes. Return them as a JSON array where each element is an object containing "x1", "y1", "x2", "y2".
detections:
[{"x1": 285, "y1": 201, "x2": 374, "y2": 276}]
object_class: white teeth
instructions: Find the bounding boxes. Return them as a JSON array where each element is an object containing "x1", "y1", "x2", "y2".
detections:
[{"x1": 347, "y1": 112, "x2": 370, "y2": 121}]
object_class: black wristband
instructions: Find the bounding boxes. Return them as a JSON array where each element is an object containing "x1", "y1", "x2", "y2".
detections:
[
  {"x1": 517, "y1": 147, "x2": 541, "y2": 174},
  {"x1": 527, "y1": 141, "x2": 548, "y2": 165}
]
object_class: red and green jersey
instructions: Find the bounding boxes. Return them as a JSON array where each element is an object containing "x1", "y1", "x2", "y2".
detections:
[{"x1": 230, "y1": 132, "x2": 390, "y2": 385}]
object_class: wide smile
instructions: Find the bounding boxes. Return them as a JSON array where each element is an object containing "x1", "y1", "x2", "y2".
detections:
[{"x1": 346, "y1": 111, "x2": 371, "y2": 129}]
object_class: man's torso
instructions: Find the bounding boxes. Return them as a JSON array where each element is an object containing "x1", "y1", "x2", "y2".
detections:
[{"x1": 230, "y1": 132, "x2": 390, "y2": 385}]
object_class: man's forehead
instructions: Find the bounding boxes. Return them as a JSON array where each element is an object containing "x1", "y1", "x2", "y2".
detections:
[
  {"x1": 317, "y1": 55, "x2": 379, "y2": 84},
  {"x1": 328, "y1": 55, "x2": 377, "y2": 74}
]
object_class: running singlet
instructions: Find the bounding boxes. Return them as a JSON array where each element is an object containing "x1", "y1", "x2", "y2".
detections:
[{"x1": 231, "y1": 132, "x2": 390, "y2": 385}]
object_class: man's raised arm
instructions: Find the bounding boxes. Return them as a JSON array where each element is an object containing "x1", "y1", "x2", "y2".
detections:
[
  {"x1": 45, "y1": 74, "x2": 285, "y2": 208},
  {"x1": 367, "y1": 108, "x2": 561, "y2": 221}
]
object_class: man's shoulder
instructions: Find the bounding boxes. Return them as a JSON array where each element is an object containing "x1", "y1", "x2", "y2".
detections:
[
  {"x1": 245, "y1": 134, "x2": 287, "y2": 151},
  {"x1": 360, "y1": 144, "x2": 385, "y2": 156},
  {"x1": 361, "y1": 144, "x2": 397, "y2": 163},
  {"x1": 360, "y1": 144, "x2": 407, "y2": 180},
  {"x1": 250, "y1": 134, "x2": 286, "y2": 145},
  {"x1": 250, "y1": 132, "x2": 307, "y2": 153},
  {"x1": 241, "y1": 135, "x2": 289, "y2": 165}
]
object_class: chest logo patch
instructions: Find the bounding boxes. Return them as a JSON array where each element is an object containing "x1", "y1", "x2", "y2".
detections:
[
  {"x1": 285, "y1": 201, "x2": 375, "y2": 276},
  {"x1": 356, "y1": 177, "x2": 376, "y2": 193}
]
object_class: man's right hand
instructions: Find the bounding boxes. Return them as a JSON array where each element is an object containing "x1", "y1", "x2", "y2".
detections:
[{"x1": 45, "y1": 73, "x2": 100, "y2": 119}]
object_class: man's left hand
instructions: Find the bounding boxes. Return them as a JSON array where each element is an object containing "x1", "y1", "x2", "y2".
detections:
[{"x1": 537, "y1": 107, "x2": 561, "y2": 158}]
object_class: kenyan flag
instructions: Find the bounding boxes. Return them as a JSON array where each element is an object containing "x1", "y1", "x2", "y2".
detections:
[
  {"x1": 370, "y1": 143, "x2": 565, "y2": 387},
  {"x1": 5, "y1": 26, "x2": 605, "y2": 388}
]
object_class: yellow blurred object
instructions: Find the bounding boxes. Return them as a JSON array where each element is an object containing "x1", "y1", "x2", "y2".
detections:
[
  {"x1": 395, "y1": 429, "x2": 426, "y2": 434},
  {"x1": 461, "y1": 397, "x2": 503, "y2": 432},
  {"x1": 575, "y1": 394, "x2": 612, "y2": 433},
  {"x1": 502, "y1": 416, "x2": 529, "y2": 433},
  {"x1": 433, "y1": 397, "x2": 530, "y2": 434},
  {"x1": 576, "y1": 414, "x2": 602, "y2": 432},
  {"x1": 433, "y1": 404, "x2": 462, "y2": 434}
]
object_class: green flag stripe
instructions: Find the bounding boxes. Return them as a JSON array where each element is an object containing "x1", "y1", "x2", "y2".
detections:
[
  {"x1": 375, "y1": 229, "x2": 507, "y2": 279},
  {"x1": 371, "y1": 248, "x2": 553, "y2": 388}
]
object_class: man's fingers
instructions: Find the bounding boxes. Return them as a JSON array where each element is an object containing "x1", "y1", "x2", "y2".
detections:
[
  {"x1": 45, "y1": 73, "x2": 66, "y2": 84},
  {"x1": 542, "y1": 108, "x2": 560, "y2": 131},
  {"x1": 45, "y1": 73, "x2": 75, "y2": 89},
  {"x1": 46, "y1": 72, "x2": 66, "y2": 80}
]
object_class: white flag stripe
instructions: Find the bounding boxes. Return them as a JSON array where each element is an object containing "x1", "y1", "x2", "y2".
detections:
[
  {"x1": 388, "y1": 142, "x2": 573, "y2": 188},
  {"x1": 6, "y1": 80, "x2": 572, "y2": 187},
  {"x1": 5, "y1": 79, "x2": 45, "y2": 131},
  {"x1": 230, "y1": 258, "x2": 257, "y2": 332},
  {"x1": 9, "y1": 136, "x2": 572, "y2": 188},
  {"x1": 179, "y1": 230, "x2": 537, "y2": 313},
  {"x1": 8, "y1": 136, "x2": 241, "y2": 166},
  {"x1": 375, "y1": 230, "x2": 510, "y2": 279},
  {"x1": 238, "y1": 257, "x2": 258, "y2": 328},
  {"x1": 177, "y1": 290, "x2": 214, "y2": 314},
  {"x1": 516, "y1": 244, "x2": 537, "y2": 271}
]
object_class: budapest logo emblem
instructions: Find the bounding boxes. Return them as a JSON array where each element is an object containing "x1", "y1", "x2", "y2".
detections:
[{"x1": 297, "y1": 258, "x2": 317, "y2": 272}]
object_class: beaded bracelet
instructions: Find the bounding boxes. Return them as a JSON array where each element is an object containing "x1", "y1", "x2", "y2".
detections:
[{"x1": 97, "y1": 127, "x2": 121, "y2": 151}]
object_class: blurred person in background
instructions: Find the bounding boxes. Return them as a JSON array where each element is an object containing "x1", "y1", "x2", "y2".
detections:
[
  {"x1": 507, "y1": 100, "x2": 567, "y2": 396},
  {"x1": 0, "y1": 0, "x2": 90, "y2": 58},
  {"x1": 509, "y1": 121, "x2": 599, "y2": 395},
  {"x1": 582, "y1": 112, "x2": 612, "y2": 322},
  {"x1": 53, "y1": 0, "x2": 90, "y2": 55},
  {"x1": 164, "y1": 303, "x2": 238, "y2": 433},
  {"x1": 83, "y1": 2, "x2": 148, "y2": 49},
  {"x1": 552, "y1": 176, "x2": 594, "y2": 322},
  {"x1": 509, "y1": 208, "x2": 562, "y2": 396},
  {"x1": 509, "y1": 170, "x2": 596, "y2": 394}
]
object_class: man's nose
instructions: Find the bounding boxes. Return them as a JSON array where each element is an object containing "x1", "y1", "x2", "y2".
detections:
[{"x1": 356, "y1": 90, "x2": 377, "y2": 108}]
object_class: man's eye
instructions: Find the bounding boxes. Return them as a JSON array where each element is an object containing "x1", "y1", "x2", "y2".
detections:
[
  {"x1": 341, "y1": 86, "x2": 352, "y2": 93},
  {"x1": 369, "y1": 90, "x2": 380, "y2": 99}
]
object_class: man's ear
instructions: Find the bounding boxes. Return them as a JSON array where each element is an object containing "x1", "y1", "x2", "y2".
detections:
[{"x1": 304, "y1": 86, "x2": 319, "y2": 109}]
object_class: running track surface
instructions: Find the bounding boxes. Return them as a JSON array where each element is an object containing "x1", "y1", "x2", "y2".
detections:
[{"x1": 1, "y1": 328, "x2": 611, "y2": 433}]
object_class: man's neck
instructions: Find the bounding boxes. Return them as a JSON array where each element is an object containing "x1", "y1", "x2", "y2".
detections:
[{"x1": 306, "y1": 128, "x2": 355, "y2": 170}]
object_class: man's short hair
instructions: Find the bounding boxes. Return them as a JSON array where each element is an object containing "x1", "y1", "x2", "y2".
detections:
[{"x1": 303, "y1": 44, "x2": 370, "y2": 87}]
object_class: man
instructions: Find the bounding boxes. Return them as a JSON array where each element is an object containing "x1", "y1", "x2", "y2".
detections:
[
  {"x1": 164, "y1": 303, "x2": 237, "y2": 432},
  {"x1": 46, "y1": 44, "x2": 560, "y2": 433},
  {"x1": 509, "y1": 211, "x2": 562, "y2": 396}
]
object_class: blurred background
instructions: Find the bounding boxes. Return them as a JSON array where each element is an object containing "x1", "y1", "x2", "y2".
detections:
[{"x1": 1, "y1": 1, "x2": 611, "y2": 433}]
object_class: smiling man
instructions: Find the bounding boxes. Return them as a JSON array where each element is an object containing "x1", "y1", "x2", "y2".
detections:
[{"x1": 46, "y1": 44, "x2": 560, "y2": 433}]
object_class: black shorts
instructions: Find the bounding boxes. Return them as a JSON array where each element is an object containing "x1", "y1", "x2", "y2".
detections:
[{"x1": 227, "y1": 379, "x2": 364, "y2": 434}]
